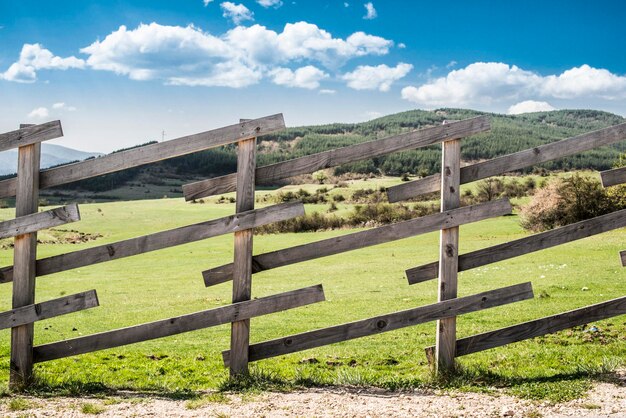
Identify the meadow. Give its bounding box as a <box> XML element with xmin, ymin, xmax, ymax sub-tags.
<box><xmin>0</xmin><ymin>175</ymin><xmax>624</xmax><ymax>402</ymax></box>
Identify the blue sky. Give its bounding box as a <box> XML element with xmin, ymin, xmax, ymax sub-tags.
<box><xmin>1</xmin><ymin>0</ymin><xmax>625</xmax><ymax>152</ymax></box>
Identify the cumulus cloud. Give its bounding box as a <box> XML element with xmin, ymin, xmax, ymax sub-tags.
<box><xmin>508</xmin><ymin>100</ymin><xmax>556</xmax><ymax>115</ymax></box>
<box><xmin>257</xmin><ymin>0</ymin><xmax>283</xmax><ymax>8</ymax></box>
<box><xmin>363</xmin><ymin>2</ymin><xmax>377</xmax><ymax>19</ymax></box>
<box><xmin>52</xmin><ymin>102</ymin><xmax>77</xmax><ymax>111</ymax></box>
<box><xmin>27</xmin><ymin>107</ymin><xmax>49</xmax><ymax>119</ymax></box>
<box><xmin>269</xmin><ymin>65</ymin><xmax>328</xmax><ymax>89</ymax></box>
<box><xmin>220</xmin><ymin>2</ymin><xmax>254</xmax><ymax>25</ymax></box>
<box><xmin>343</xmin><ymin>62</ymin><xmax>412</xmax><ymax>92</ymax></box>
<box><xmin>1</xmin><ymin>43</ymin><xmax>85</xmax><ymax>83</ymax></box>
<box><xmin>401</xmin><ymin>62</ymin><xmax>626</xmax><ymax>108</ymax></box>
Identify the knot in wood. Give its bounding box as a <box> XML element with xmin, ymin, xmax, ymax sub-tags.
<box><xmin>445</xmin><ymin>244</ymin><xmax>454</xmax><ymax>257</ymax></box>
<box><xmin>533</xmin><ymin>147</ymin><xmax>540</xmax><ymax>155</ymax></box>
<box><xmin>444</xmin><ymin>167</ymin><xmax>452</xmax><ymax>176</ymax></box>
<box><xmin>376</xmin><ymin>320</ymin><xmax>387</xmax><ymax>329</ymax></box>
<box><xmin>284</xmin><ymin>338</ymin><xmax>293</xmax><ymax>346</ymax></box>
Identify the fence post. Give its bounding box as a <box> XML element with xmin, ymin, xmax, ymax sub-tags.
<box><xmin>435</xmin><ymin>121</ymin><xmax>461</xmax><ymax>374</ymax></box>
<box><xmin>10</xmin><ymin>124</ymin><xmax>40</xmax><ymax>389</ymax></box>
<box><xmin>229</xmin><ymin>124</ymin><xmax>256</xmax><ymax>376</ymax></box>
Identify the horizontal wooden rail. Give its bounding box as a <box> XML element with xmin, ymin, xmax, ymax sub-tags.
<box><xmin>406</xmin><ymin>208</ymin><xmax>626</xmax><ymax>284</ymax></box>
<box><xmin>0</xmin><ymin>201</ymin><xmax>303</xmax><ymax>283</ymax></box>
<box><xmin>0</xmin><ymin>290</ymin><xmax>98</xmax><ymax>330</ymax></box>
<box><xmin>183</xmin><ymin>116</ymin><xmax>490</xmax><ymax>200</ymax></box>
<box><xmin>222</xmin><ymin>282</ymin><xmax>534</xmax><ymax>365</ymax></box>
<box><xmin>600</xmin><ymin>166</ymin><xmax>626</xmax><ymax>187</ymax></box>
<box><xmin>0</xmin><ymin>204</ymin><xmax>80</xmax><ymax>239</ymax></box>
<box><xmin>33</xmin><ymin>284</ymin><xmax>325</xmax><ymax>362</ymax></box>
<box><xmin>425</xmin><ymin>295</ymin><xmax>626</xmax><ymax>358</ymax></box>
<box><xmin>0</xmin><ymin>121</ymin><xmax>63</xmax><ymax>152</ymax></box>
<box><xmin>204</xmin><ymin>199</ymin><xmax>512</xmax><ymax>287</ymax></box>
<box><xmin>387</xmin><ymin>122</ymin><xmax>626</xmax><ymax>202</ymax></box>
<box><xmin>0</xmin><ymin>114</ymin><xmax>285</xmax><ymax>199</ymax></box>
<box><xmin>621</xmin><ymin>250</ymin><xmax>625</xmax><ymax>267</ymax></box>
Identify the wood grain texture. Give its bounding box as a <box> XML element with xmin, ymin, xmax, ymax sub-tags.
<box><xmin>387</xmin><ymin>122</ymin><xmax>626</xmax><ymax>202</ymax></box>
<box><xmin>600</xmin><ymin>166</ymin><xmax>626</xmax><ymax>187</ymax></box>
<box><xmin>0</xmin><ymin>114</ymin><xmax>284</xmax><ymax>199</ymax></box>
<box><xmin>0</xmin><ymin>121</ymin><xmax>63</xmax><ymax>152</ymax></box>
<box><xmin>0</xmin><ymin>202</ymin><xmax>304</xmax><ymax>283</ymax></box>
<box><xmin>621</xmin><ymin>250</ymin><xmax>625</xmax><ymax>267</ymax></box>
<box><xmin>425</xmin><ymin>295</ymin><xmax>626</xmax><ymax>358</ymax></box>
<box><xmin>0</xmin><ymin>203</ymin><xmax>80</xmax><ymax>239</ymax></box>
<box><xmin>436</xmin><ymin>137</ymin><xmax>461</xmax><ymax>372</ymax></box>
<box><xmin>0</xmin><ymin>290</ymin><xmax>98</xmax><ymax>330</ymax></box>
<box><xmin>222</xmin><ymin>282</ymin><xmax>534</xmax><ymax>365</ymax></box>
<box><xmin>204</xmin><ymin>199</ymin><xmax>512</xmax><ymax>287</ymax></box>
<box><xmin>182</xmin><ymin>116</ymin><xmax>490</xmax><ymax>200</ymax></box>
<box><xmin>33</xmin><ymin>285</ymin><xmax>325</xmax><ymax>363</ymax></box>
<box><xmin>406</xmin><ymin>208</ymin><xmax>626</xmax><ymax>284</ymax></box>
<box><xmin>230</xmin><ymin>136</ymin><xmax>257</xmax><ymax>376</ymax></box>
<box><xmin>10</xmin><ymin>141</ymin><xmax>41</xmax><ymax>389</ymax></box>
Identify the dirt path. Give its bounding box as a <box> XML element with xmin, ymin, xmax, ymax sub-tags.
<box><xmin>1</xmin><ymin>381</ymin><xmax>625</xmax><ymax>417</ymax></box>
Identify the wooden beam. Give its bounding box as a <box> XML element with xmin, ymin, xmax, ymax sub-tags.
<box><xmin>0</xmin><ymin>114</ymin><xmax>285</xmax><ymax>199</ymax></box>
<box><xmin>182</xmin><ymin>116</ymin><xmax>490</xmax><ymax>200</ymax></box>
<box><xmin>0</xmin><ymin>204</ymin><xmax>80</xmax><ymax>239</ymax></box>
<box><xmin>0</xmin><ymin>290</ymin><xmax>98</xmax><ymax>330</ymax></box>
<box><xmin>425</xmin><ymin>295</ymin><xmax>626</xmax><ymax>359</ymax></box>
<box><xmin>0</xmin><ymin>121</ymin><xmax>63</xmax><ymax>153</ymax></box>
<box><xmin>222</xmin><ymin>282</ymin><xmax>534</xmax><ymax>365</ymax></box>
<box><xmin>387</xmin><ymin>122</ymin><xmax>626</xmax><ymax>202</ymax></box>
<box><xmin>406</xmin><ymin>208</ymin><xmax>626</xmax><ymax>284</ymax></box>
<box><xmin>33</xmin><ymin>284</ymin><xmax>325</xmax><ymax>363</ymax></box>
<box><xmin>10</xmin><ymin>139</ymin><xmax>41</xmax><ymax>389</ymax></box>
<box><xmin>600</xmin><ymin>166</ymin><xmax>626</xmax><ymax>187</ymax></box>
<box><xmin>203</xmin><ymin>199</ymin><xmax>512</xmax><ymax>287</ymax></box>
<box><xmin>620</xmin><ymin>250</ymin><xmax>625</xmax><ymax>267</ymax></box>
<box><xmin>0</xmin><ymin>201</ymin><xmax>304</xmax><ymax>283</ymax></box>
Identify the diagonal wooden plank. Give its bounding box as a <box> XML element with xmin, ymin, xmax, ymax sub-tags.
<box><xmin>425</xmin><ymin>295</ymin><xmax>626</xmax><ymax>359</ymax></box>
<box><xmin>0</xmin><ymin>290</ymin><xmax>99</xmax><ymax>330</ymax></box>
<box><xmin>387</xmin><ymin>122</ymin><xmax>626</xmax><ymax>202</ymax></box>
<box><xmin>0</xmin><ymin>203</ymin><xmax>80</xmax><ymax>239</ymax></box>
<box><xmin>0</xmin><ymin>121</ymin><xmax>63</xmax><ymax>152</ymax></box>
<box><xmin>600</xmin><ymin>166</ymin><xmax>626</xmax><ymax>187</ymax></box>
<box><xmin>0</xmin><ymin>201</ymin><xmax>304</xmax><ymax>283</ymax></box>
<box><xmin>0</xmin><ymin>114</ymin><xmax>285</xmax><ymax>199</ymax></box>
<box><xmin>406</xmin><ymin>208</ymin><xmax>626</xmax><ymax>284</ymax></box>
<box><xmin>33</xmin><ymin>284</ymin><xmax>325</xmax><ymax>363</ymax></box>
<box><xmin>182</xmin><ymin>116</ymin><xmax>490</xmax><ymax>200</ymax></box>
<box><xmin>222</xmin><ymin>282</ymin><xmax>534</xmax><ymax>365</ymax></box>
<box><xmin>203</xmin><ymin>199</ymin><xmax>512</xmax><ymax>287</ymax></box>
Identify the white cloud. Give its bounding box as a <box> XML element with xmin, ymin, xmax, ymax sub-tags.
<box><xmin>446</xmin><ymin>60</ymin><xmax>457</xmax><ymax>69</ymax></box>
<box><xmin>401</xmin><ymin>62</ymin><xmax>626</xmax><ymax>108</ymax></box>
<box><xmin>397</xmin><ymin>42</ymin><xmax>406</xmax><ymax>49</ymax></box>
<box><xmin>257</xmin><ymin>0</ymin><xmax>283</xmax><ymax>8</ymax></box>
<box><xmin>220</xmin><ymin>2</ymin><xmax>254</xmax><ymax>25</ymax></box>
<box><xmin>269</xmin><ymin>65</ymin><xmax>328</xmax><ymax>89</ymax></box>
<box><xmin>343</xmin><ymin>62</ymin><xmax>412</xmax><ymax>92</ymax></box>
<box><xmin>363</xmin><ymin>2</ymin><xmax>377</xmax><ymax>19</ymax></box>
<box><xmin>1</xmin><ymin>43</ymin><xmax>85</xmax><ymax>83</ymax></box>
<box><xmin>27</xmin><ymin>107</ymin><xmax>49</xmax><ymax>119</ymax></box>
<box><xmin>203</xmin><ymin>0</ymin><xmax>214</xmax><ymax>5</ymax></box>
<box><xmin>52</xmin><ymin>102</ymin><xmax>77</xmax><ymax>111</ymax></box>
<box><xmin>344</xmin><ymin>2</ymin><xmax>349</xmax><ymax>7</ymax></box>
<box><xmin>507</xmin><ymin>100</ymin><xmax>556</xmax><ymax>115</ymax></box>
<box><xmin>319</xmin><ymin>89</ymin><xmax>336</xmax><ymax>94</ymax></box>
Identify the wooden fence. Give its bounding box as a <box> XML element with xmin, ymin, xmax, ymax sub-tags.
<box><xmin>0</xmin><ymin>113</ymin><xmax>624</xmax><ymax>389</ymax></box>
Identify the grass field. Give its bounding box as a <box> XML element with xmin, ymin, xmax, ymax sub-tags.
<box><xmin>0</xmin><ymin>175</ymin><xmax>624</xmax><ymax>402</ymax></box>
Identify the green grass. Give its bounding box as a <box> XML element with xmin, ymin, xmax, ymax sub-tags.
<box><xmin>80</xmin><ymin>402</ymin><xmax>106</xmax><ymax>414</ymax></box>
<box><xmin>0</xmin><ymin>177</ymin><xmax>624</xmax><ymax>402</ymax></box>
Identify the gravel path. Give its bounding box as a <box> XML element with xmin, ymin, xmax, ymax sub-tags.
<box><xmin>1</xmin><ymin>379</ymin><xmax>625</xmax><ymax>417</ymax></box>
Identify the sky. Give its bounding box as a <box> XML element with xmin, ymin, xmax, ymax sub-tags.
<box><xmin>1</xmin><ymin>0</ymin><xmax>626</xmax><ymax>153</ymax></box>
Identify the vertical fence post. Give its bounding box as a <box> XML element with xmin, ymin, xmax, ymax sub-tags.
<box><xmin>10</xmin><ymin>124</ymin><xmax>40</xmax><ymax>389</ymax></box>
<box><xmin>435</xmin><ymin>121</ymin><xmax>461</xmax><ymax>374</ymax></box>
<box><xmin>229</xmin><ymin>125</ymin><xmax>257</xmax><ymax>377</ymax></box>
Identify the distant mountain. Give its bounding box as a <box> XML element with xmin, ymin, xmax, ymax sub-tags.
<box><xmin>0</xmin><ymin>144</ymin><xmax>103</xmax><ymax>175</ymax></box>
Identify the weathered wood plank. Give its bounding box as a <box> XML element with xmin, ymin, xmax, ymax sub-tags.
<box><xmin>406</xmin><ymin>208</ymin><xmax>626</xmax><ymax>284</ymax></box>
<box><xmin>204</xmin><ymin>199</ymin><xmax>512</xmax><ymax>287</ymax></box>
<box><xmin>0</xmin><ymin>201</ymin><xmax>304</xmax><ymax>283</ymax></box>
<box><xmin>230</xmin><ymin>135</ymin><xmax>257</xmax><ymax>376</ymax></box>
<box><xmin>182</xmin><ymin>116</ymin><xmax>490</xmax><ymax>200</ymax></box>
<box><xmin>33</xmin><ymin>284</ymin><xmax>325</xmax><ymax>363</ymax></box>
<box><xmin>222</xmin><ymin>282</ymin><xmax>534</xmax><ymax>365</ymax></box>
<box><xmin>0</xmin><ymin>121</ymin><xmax>63</xmax><ymax>153</ymax></box>
<box><xmin>10</xmin><ymin>140</ymin><xmax>40</xmax><ymax>389</ymax></box>
<box><xmin>600</xmin><ymin>166</ymin><xmax>626</xmax><ymax>187</ymax></box>
<box><xmin>436</xmin><ymin>136</ymin><xmax>461</xmax><ymax>372</ymax></box>
<box><xmin>0</xmin><ymin>290</ymin><xmax>98</xmax><ymax>330</ymax></box>
<box><xmin>0</xmin><ymin>114</ymin><xmax>285</xmax><ymax>199</ymax></box>
<box><xmin>621</xmin><ymin>250</ymin><xmax>625</xmax><ymax>267</ymax></box>
<box><xmin>425</xmin><ymin>295</ymin><xmax>626</xmax><ymax>358</ymax></box>
<box><xmin>0</xmin><ymin>204</ymin><xmax>80</xmax><ymax>239</ymax></box>
<box><xmin>387</xmin><ymin>122</ymin><xmax>626</xmax><ymax>202</ymax></box>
